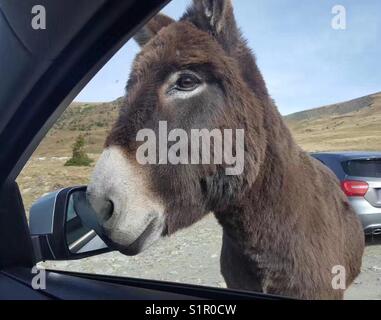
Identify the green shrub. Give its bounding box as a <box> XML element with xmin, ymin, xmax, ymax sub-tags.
<box><xmin>65</xmin><ymin>135</ymin><xmax>93</xmax><ymax>167</ymax></box>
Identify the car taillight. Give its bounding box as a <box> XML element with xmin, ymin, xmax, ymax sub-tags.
<box><xmin>341</xmin><ymin>180</ymin><xmax>369</xmax><ymax>197</ymax></box>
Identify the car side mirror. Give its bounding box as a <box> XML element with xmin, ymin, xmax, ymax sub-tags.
<box><xmin>29</xmin><ymin>186</ymin><xmax>112</xmax><ymax>262</ymax></box>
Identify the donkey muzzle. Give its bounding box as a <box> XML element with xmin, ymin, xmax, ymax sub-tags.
<box><xmin>86</xmin><ymin>146</ymin><xmax>166</xmax><ymax>255</ymax></box>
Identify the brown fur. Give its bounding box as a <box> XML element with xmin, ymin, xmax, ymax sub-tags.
<box><xmin>105</xmin><ymin>0</ymin><xmax>364</xmax><ymax>299</ymax></box>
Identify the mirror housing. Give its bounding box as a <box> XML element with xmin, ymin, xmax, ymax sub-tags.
<box><xmin>29</xmin><ymin>186</ymin><xmax>111</xmax><ymax>262</ymax></box>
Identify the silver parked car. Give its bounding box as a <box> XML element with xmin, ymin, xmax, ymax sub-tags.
<box><xmin>311</xmin><ymin>152</ymin><xmax>381</xmax><ymax>236</ymax></box>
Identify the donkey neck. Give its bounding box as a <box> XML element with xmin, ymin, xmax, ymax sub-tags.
<box><xmin>215</xmin><ymin>102</ymin><xmax>300</xmax><ymax>250</ymax></box>
<box><xmin>213</xmin><ymin>36</ymin><xmax>301</xmax><ymax>249</ymax></box>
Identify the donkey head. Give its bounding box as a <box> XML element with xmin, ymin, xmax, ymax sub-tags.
<box><xmin>87</xmin><ymin>0</ymin><xmax>267</xmax><ymax>255</ymax></box>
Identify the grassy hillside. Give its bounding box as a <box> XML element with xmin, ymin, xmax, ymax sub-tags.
<box><xmin>18</xmin><ymin>99</ymin><xmax>122</xmax><ymax>212</ymax></box>
<box><xmin>34</xmin><ymin>98</ymin><xmax>123</xmax><ymax>156</ymax></box>
<box><xmin>285</xmin><ymin>92</ymin><xmax>381</xmax><ymax>152</ymax></box>
<box><xmin>34</xmin><ymin>91</ymin><xmax>381</xmax><ymax>156</ymax></box>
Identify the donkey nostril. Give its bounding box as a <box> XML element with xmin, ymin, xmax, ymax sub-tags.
<box><xmin>97</xmin><ymin>199</ymin><xmax>114</xmax><ymax>223</ymax></box>
<box><xmin>200</xmin><ymin>178</ymin><xmax>208</xmax><ymax>194</ymax></box>
<box><xmin>104</xmin><ymin>200</ymin><xmax>114</xmax><ymax>222</ymax></box>
<box><xmin>88</xmin><ymin>194</ymin><xmax>115</xmax><ymax>224</ymax></box>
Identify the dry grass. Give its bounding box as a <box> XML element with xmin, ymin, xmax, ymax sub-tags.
<box><xmin>285</xmin><ymin>92</ymin><xmax>381</xmax><ymax>152</ymax></box>
<box><xmin>18</xmin><ymin>155</ymin><xmax>99</xmax><ymax>215</ymax></box>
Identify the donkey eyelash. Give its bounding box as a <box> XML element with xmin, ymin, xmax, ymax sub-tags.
<box><xmin>166</xmin><ymin>71</ymin><xmax>203</xmax><ymax>94</ymax></box>
<box><xmin>166</xmin><ymin>83</ymin><xmax>207</xmax><ymax>99</ymax></box>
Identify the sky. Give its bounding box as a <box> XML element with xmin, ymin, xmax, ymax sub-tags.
<box><xmin>74</xmin><ymin>0</ymin><xmax>381</xmax><ymax>115</ymax></box>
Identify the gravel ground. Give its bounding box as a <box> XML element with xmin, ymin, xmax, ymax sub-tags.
<box><xmin>42</xmin><ymin>216</ymin><xmax>225</xmax><ymax>288</ymax></box>
<box><xmin>41</xmin><ymin>215</ymin><xmax>381</xmax><ymax>300</ymax></box>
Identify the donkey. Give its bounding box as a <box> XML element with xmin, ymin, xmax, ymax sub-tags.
<box><xmin>87</xmin><ymin>0</ymin><xmax>364</xmax><ymax>299</ymax></box>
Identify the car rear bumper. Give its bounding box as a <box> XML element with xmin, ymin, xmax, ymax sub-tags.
<box><xmin>349</xmin><ymin>197</ymin><xmax>381</xmax><ymax>235</ymax></box>
<box><xmin>358</xmin><ymin>213</ymin><xmax>381</xmax><ymax>235</ymax></box>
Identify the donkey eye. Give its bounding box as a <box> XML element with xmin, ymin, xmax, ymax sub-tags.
<box><xmin>175</xmin><ymin>74</ymin><xmax>200</xmax><ymax>91</ymax></box>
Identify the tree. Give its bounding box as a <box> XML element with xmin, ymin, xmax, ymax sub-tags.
<box><xmin>65</xmin><ymin>135</ymin><xmax>93</xmax><ymax>167</ymax></box>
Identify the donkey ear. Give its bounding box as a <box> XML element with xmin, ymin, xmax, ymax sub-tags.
<box><xmin>134</xmin><ymin>13</ymin><xmax>175</xmax><ymax>47</ymax></box>
<box><xmin>183</xmin><ymin>0</ymin><xmax>239</xmax><ymax>51</ymax></box>
<box><xmin>193</xmin><ymin>0</ymin><xmax>234</xmax><ymax>33</ymax></box>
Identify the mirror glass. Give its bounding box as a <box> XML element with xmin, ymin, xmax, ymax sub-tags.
<box><xmin>66</xmin><ymin>191</ymin><xmax>108</xmax><ymax>254</ymax></box>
